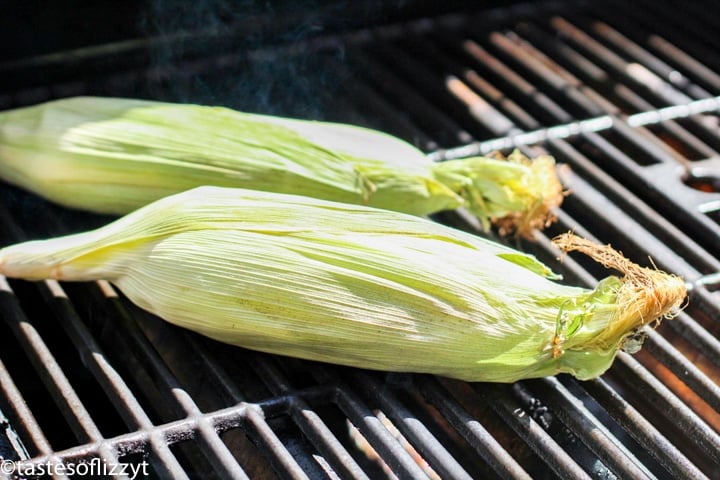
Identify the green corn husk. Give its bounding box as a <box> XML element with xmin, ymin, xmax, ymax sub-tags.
<box><xmin>0</xmin><ymin>187</ymin><xmax>685</xmax><ymax>382</ymax></box>
<box><xmin>0</xmin><ymin>96</ymin><xmax>563</xmax><ymax>236</ymax></box>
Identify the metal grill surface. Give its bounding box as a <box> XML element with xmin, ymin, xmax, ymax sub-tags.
<box><xmin>0</xmin><ymin>1</ymin><xmax>718</xmax><ymax>479</ymax></box>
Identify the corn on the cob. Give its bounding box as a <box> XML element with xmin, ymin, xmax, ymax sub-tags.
<box><xmin>0</xmin><ymin>187</ymin><xmax>685</xmax><ymax>382</ymax></box>
<box><xmin>0</xmin><ymin>96</ymin><xmax>563</xmax><ymax>236</ymax></box>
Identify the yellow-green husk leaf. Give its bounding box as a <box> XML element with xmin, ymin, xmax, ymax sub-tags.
<box><xmin>0</xmin><ymin>187</ymin><xmax>685</xmax><ymax>382</ymax></box>
<box><xmin>0</xmin><ymin>96</ymin><xmax>563</xmax><ymax>236</ymax></box>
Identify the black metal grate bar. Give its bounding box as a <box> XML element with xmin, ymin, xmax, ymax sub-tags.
<box><xmin>85</xmin><ymin>297</ymin><xmax>252</xmax><ymax>480</ymax></box>
<box><xmin>644</xmin><ymin>34</ymin><xmax>720</xmax><ymax>92</ymax></box>
<box><xmin>0</xmin><ymin>1</ymin><xmax>718</xmax><ymax>479</ymax></box>
<box><xmin>581</xmin><ymin>376</ymin><xmax>709</xmax><ymax>480</ymax></box>
<box><xmin>550</xmin><ymin>16</ymin><xmax>694</xmax><ymax>106</ymax></box>
<box><xmin>2</xmin><ymin>286</ymin><xmax>103</xmax><ymax>444</ymax></box>
<box><xmin>334</xmin><ymin>390</ymin><xmax>434</xmax><ymax>479</ymax></box>
<box><xmin>591</xmin><ymin>21</ymin><xmax>712</xmax><ymax>99</ymax></box>
<box><xmin>350</xmin><ymin>371</ymin><xmax>474</xmax><ymax>480</ymax></box>
<box><xmin>669</xmin><ymin>312</ymin><xmax>720</xmax><ymax>367</ymax></box>
<box><xmin>476</xmin><ymin>384</ymin><xmax>593</xmax><ymax>480</ymax></box>
<box><xmin>250</xmin><ymin>358</ymin><xmax>372</xmax><ymax>480</ymax></box>
<box><xmin>417</xmin><ymin>377</ymin><xmax>532</xmax><ymax>480</ymax></box>
<box><xmin>614</xmin><ymin>353</ymin><xmax>720</xmax><ymax>466</ymax></box>
<box><xmin>529</xmin><ymin>377</ymin><xmax>663</xmax><ymax>480</ymax></box>
<box><xmin>642</xmin><ymin>329</ymin><xmax>720</xmax><ymax>413</ymax></box>
<box><xmin>0</xmin><ymin>361</ymin><xmax>67</xmax><ymax>480</ymax></box>
<box><xmin>37</xmin><ymin>281</ymin><xmax>196</xmax><ymax>480</ymax></box>
<box><xmin>611</xmin><ymin>0</ymin><xmax>720</xmax><ymax>72</ymax></box>
<box><xmin>0</xmin><ymin>282</ymin><xmax>129</xmax><ymax>480</ymax></box>
<box><xmin>0</xmin><ymin>286</ymin><xmax>54</xmax><ymax>461</ymax></box>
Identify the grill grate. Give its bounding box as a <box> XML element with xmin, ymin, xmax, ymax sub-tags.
<box><xmin>0</xmin><ymin>1</ymin><xmax>719</xmax><ymax>479</ymax></box>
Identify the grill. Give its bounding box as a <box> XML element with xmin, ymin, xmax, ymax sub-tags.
<box><xmin>0</xmin><ymin>1</ymin><xmax>719</xmax><ymax>479</ymax></box>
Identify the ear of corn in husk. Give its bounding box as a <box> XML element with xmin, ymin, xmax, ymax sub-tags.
<box><xmin>0</xmin><ymin>186</ymin><xmax>685</xmax><ymax>382</ymax></box>
<box><xmin>0</xmin><ymin>96</ymin><xmax>563</xmax><ymax>237</ymax></box>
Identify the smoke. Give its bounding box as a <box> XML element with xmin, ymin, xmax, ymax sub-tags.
<box><xmin>139</xmin><ymin>0</ymin><xmax>349</xmax><ymax>119</ymax></box>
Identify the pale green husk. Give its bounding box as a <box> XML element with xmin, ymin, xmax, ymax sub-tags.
<box><xmin>0</xmin><ymin>187</ymin><xmax>685</xmax><ymax>382</ymax></box>
<box><xmin>0</xmin><ymin>96</ymin><xmax>563</xmax><ymax>236</ymax></box>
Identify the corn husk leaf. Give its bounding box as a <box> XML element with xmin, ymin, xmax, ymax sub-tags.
<box><xmin>0</xmin><ymin>96</ymin><xmax>563</xmax><ymax>237</ymax></box>
<box><xmin>0</xmin><ymin>187</ymin><xmax>685</xmax><ymax>382</ymax></box>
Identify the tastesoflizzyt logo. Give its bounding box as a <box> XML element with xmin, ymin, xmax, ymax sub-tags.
<box><xmin>0</xmin><ymin>457</ymin><xmax>149</xmax><ymax>479</ymax></box>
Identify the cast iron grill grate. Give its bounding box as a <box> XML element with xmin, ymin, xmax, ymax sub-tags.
<box><xmin>0</xmin><ymin>1</ymin><xmax>718</xmax><ymax>479</ymax></box>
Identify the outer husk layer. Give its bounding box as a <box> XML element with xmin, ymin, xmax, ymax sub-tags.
<box><xmin>0</xmin><ymin>188</ymin><xmax>685</xmax><ymax>382</ymax></box>
<box><xmin>0</xmin><ymin>96</ymin><xmax>562</xmax><ymax>236</ymax></box>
